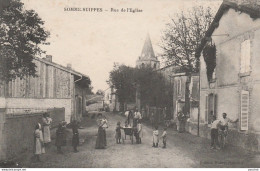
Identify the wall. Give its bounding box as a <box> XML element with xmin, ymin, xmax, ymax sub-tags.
<box><xmin>1</xmin><ymin>109</ymin><xmax>64</xmax><ymax>160</ymax></box>
<box><xmin>199</xmin><ymin>7</ymin><xmax>260</xmax><ymax>151</ymax></box>
<box><xmin>2</xmin><ymin>59</ymin><xmax>72</xmax><ymax>99</ymax></box>
<box><xmin>5</xmin><ymin>98</ymin><xmax>71</xmax><ymax>123</ymax></box>
<box><xmin>0</xmin><ymin>98</ymin><xmax>5</xmax><ymax>108</ymax></box>
<box><xmin>173</xmin><ymin>75</ymin><xmax>187</xmax><ymax>119</ymax></box>
<box><xmin>0</xmin><ymin>108</ymin><xmax>6</xmax><ymax>160</ymax></box>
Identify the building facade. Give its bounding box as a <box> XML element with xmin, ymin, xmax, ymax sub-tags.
<box><xmin>0</xmin><ymin>55</ymin><xmax>90</xmax><ymax>123</ymax></box>
<box><xmin>172</xmin><ymin>74</ymin><xmax>199</xmax><ymax>125</ymax></box>
<box><xmin>197</xmin><ymin>0</ymin><xmax>260</xmax><ymax>151</ymax></box>
<box><xmin>103</xmin><ymin>87</ymin><xmax>119</xmax><ymax>112</ymax></box>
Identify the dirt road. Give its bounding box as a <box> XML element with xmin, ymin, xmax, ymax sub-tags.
<box><xmin>21</xmin><ymin>112</ymin><xmax>260</xmax><ymax>168</ymax></box>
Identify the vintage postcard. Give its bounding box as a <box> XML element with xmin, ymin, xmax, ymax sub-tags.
<box><xmin>0</xmin><ymin>0</ymin><xmax>260</xmax><ymax>169</ymax></box>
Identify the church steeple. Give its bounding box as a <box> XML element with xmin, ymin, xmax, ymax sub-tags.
<box><xmin>140</xmin><ymin>33</ymin><xmax>156</xmax><ymax>60</ymax></box>
<box><xmin>136</xmin><ymin>33</ymin><xmax>160</xmax><ymax>69</ymax></box>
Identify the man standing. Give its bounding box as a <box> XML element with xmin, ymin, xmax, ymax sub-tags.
<box><xmin>219</xmin><ymin>113</ymin><xmax>239</xmax><ymax>130</ymax></box>
<box><xmin>133</xmin><ymin>108</ymin><xmax>142</xmax><ymax>127</ymax></box>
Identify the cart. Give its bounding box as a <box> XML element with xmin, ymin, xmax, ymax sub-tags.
<box><xmin>122</xmin><ymin>127</ymin><xmax>134</xmax><ymax>144</ymax></box>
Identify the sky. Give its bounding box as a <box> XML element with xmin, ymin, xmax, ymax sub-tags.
<box><xmin>22</xmin><ymin>0</ymin><xmax>222</xmax><ymax>92</ymax></box>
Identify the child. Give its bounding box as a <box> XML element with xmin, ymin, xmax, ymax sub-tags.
<box><xmin>136</xmin><ymin>120</ymin><xmax>142</xmax><ymax>144</ymax></box>
<box><xmin>33</xmin><ymin>123</ymin><xmax>45</xmax><ymax>162</ymax></box>
<box><xmin>211</xmin><ymin>116</ymin><xmax>220</xmax><ymax>149</ymax></box>
<box><xmin>161</xmin><ymin>127</ymin><xmax>167</xmax><ymax>148</ymax></box>
<box><xmin>115</xmin><ymin>122</ymin><xmax>122</xmax><ymax>144</ymax></box>
<box><xmin>71</xmin><ymin>120</ymin><xmax>79</xmax><ymax>153</ymax></box>
<box><xmin>152</xmin><ymin>125</ymin><xmax>159</xmax><ymax>148</ymax></box>
<box><xmin>55</xmin><ymin>122</ymin><xmax>67</xmax><ymax>154</ymax></box>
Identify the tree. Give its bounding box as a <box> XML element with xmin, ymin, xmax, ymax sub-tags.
<box><xmin>108</xmin><ymin>63</ymin><xmax>136</xmax><ymax>111</ymax></box>
<box><xmin>108</xmin><ymin>64</ymin><xmax>172</xmax><ymax>111</ymax></box>
<box><xmin>86</xmin><ymin>85</ymin><xmax>94</xmax><ymax>95</ymax></box>
<box><xmin>160</xmin><ymin>6</ymin><xmax>214</xmax><ymax>116</ymax></box>
<box><xmin>135</xmin><ymin>66</ymin><xmax>172</xmax><ymax>108</ymax></box>
<box><xmin>96</xmin><ymin>89</ymin><xmax>104</xmax><ymax>96</ymax></box>
<box><xmin>0</xmin><ymin>0</ymin><xmax>49</xmax><ymax>82</ymax></box>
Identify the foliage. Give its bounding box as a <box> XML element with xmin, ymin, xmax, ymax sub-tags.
<box><xmin>108</xmin><ymin>63</ymin><xmax>136</xmax><ymax>105</ymax></box>
<box><xmin>160</xmin><ymin>6</ymin><xmax>214</xmax><ymax>73</ymax></box>
<box><xmin>0</xmin><ymin>0</ymin><xmax>49</xmax><ymax>82</ymax></box>
<box><xmin>108</xmin><ymin>64</ymin><xmax>173</xmax><ymax>110</ymax></box>
<box><xmin>86</xmin><ymin>85</ymin><xmax>94</xmax><ymax>95</ymax></box>
<box><xmin>96</xmin><ymin>89</ymin><xmax>104</xmax><ymax>96</ymax></box>
<box><xmin>135</xmin><ymin>66</ymin><xmax>172</xmax><ymax>108</ymax></box>
<box><xmin>203</xmin><ymin>42</ymin><xmax>216</xmax><ymax>82</ymax></box>
<box><xmin>160</xmin><ymin>6</ymin><xmax>214</xmax><ymax>116</ymax></box>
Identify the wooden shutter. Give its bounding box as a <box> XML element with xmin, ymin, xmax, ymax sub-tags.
<box><xmin>214</xmin><ymin>94</ymin><xmax>218</xmax><ymax>117</ymax></box>
<box><xmin>240</xmin><ymin>90</ymin><xmax>249</xmax><ymax>131</ymax></box>
<box><xmin>240</xmin><ymin>39</ymin><xmax>251</xmax><ymax>73</ymax></box>
<box><xmin>205</xmin><ymin>95</ymin><xmax>208</xmax><ymax>124</ymax></box>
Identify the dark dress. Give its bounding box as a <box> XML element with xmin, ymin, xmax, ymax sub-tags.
<box><xmin>95</xmin><ymin>126</ymin><xmax>105</xmax><ymax>149</ymax></box>
<box><xmin>115</xmin><ymin>125</ymin><xmax>121</xmax><ymax>139</ymax></box>
<box><xmin>55</xmin><ymin>126</ymin><xmax>66</xmax><ymax>147</ymax></box>
<box><xmin>72</xmin><ymin>124</ymin><xmax>79</xmax><ymax>147</ymax></box>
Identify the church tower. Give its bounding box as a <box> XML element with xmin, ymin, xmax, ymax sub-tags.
<box><xmin>136</xmin><ymin>33</ymin><xmax>160</xmax><ymax>69</ymax></box>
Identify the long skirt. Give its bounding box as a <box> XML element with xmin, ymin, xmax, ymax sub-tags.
<box><xmin>43</xmin><ymin>126</ymin><xmax>51</xmax><ymax>143</ymax></box>
<box><xmin>95</xmin><ymin>127</ymin><xmax>105</xmax><ymax>149</ymax></box>
<box><xmin>104</xmin><ymin>129</ymin><xmax>107</xmax><ymax>146</ymax></box>
<box><xmin>72</xmin><ymin>134</ymin><xmax>79</xmax><ymax>147</ymax></box>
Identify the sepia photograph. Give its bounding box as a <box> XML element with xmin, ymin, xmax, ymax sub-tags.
<box><xmin>0</xmin><ymin>0</ymin><xmax>260</xmax><ymax>169</ymax></box>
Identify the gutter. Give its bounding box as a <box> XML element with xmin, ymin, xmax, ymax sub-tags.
<box><xmin>74</xmin><ymin>75</ymin><xmax>83</xmax><ymax>83</ymax></box>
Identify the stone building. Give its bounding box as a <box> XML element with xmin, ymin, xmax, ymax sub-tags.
<box><xmin>103</xmin><ymin>87</ymin><xmax>119</xmax><ymax>112</ymax></box>
<box><xmin>136</xmin><ymin>33</ymin><xmax>160</xmax><ymax>69</ymax></box>
<box><xmin>196</xmin><ymin>0</ymin><xmax>260</xmax><ymax>151</ymax></box>
<box><xmin>0</xmin><ymin>55</ymin><xmax>90</xmax><ymax>123</ymax></box>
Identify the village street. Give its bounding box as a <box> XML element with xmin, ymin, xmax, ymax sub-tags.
<box><xmin>17</xmin><ymin>112</ymin><xmax>260</xmax><ymax>168</ymax></box>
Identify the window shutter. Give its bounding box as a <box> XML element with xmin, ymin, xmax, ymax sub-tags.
<box><xmin>240</xmin><ymin>41</ymin><xmax>246</xmax><ymax>73</ymax></box>
<box><xmin>205</xmin><ymin>95</ymin><xmax>208</xmax><ymax>124</ymax></box>
<box><xmin>214</xmin><ymin>94</ymin><xmax>218</xmax><ymax>117</ymax></box>
<box><xmin>240</xmin><ymin>39</ymin><xmax>251</xmax><ymax>73</ymax></box>
<box><xmin>245</xmin><ymin>40</ymin><xmax>251</xmax><ymax>72</ymax></box>
<box><xmin>240</xmin><ymin>90</ymin><xmax>249</xmax><ymax>131</ymax></box>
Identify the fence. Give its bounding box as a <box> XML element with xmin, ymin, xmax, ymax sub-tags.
<box><xmin>142</xmin><ymin>107</ymin><xmax>173</xmax><ymax>126</ymax></box>
<box><xmin>1</xmin><ymin>107</ymin><xmax>65</xmax><ymax>160</ymax></box>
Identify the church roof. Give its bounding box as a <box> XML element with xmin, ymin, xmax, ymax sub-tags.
<box><xmin>140</xmin><ymin>33</ymin><xmax>157</xmax><ymax>60</ymax></box>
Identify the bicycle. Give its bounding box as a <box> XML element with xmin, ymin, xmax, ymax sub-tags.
<box><xmin>218</xmin><ymin>126</ymin><xmax>228</xmax><ymax>149</ymax></box>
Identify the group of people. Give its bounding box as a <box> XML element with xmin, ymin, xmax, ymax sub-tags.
<box><xmin>115</xmin><ymin>109</ymin><xmax>167</xmax><ymax>148</ymax></box>
<box><xmin>152</xmin><ymin>126</ymin><xmax>167</xmax><ymax>148</ymax></box>
<box><xmin>33</xmin><ymin>113</ymin><xmax>52</xmax><ymax>162</ymax></box>
<box><xmin>33</xmin><ymin>112</ymin><xmax>80</xmax><ymax>162</ymax></box>
<box><xmin>210</xmin><ymin>112</ymin><xmax>239</xmax><ymax>149</ymax></box>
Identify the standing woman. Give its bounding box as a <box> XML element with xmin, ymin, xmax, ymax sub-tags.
<box><xmin>95</xmin><ymin>114</ymin><xmax>106</xmax><ymax>149</ymax></box>
<box><xmin>33</xmin><ymin>123</ymin><xmax>45</xmax><ymax>162</ymax></box>
<box><xmin>71</xmin><ymin>120</ymin><xmax>80</xmax><ymax>153</ymax></box>
<box><xmin>55</xmin><ymin>122</ymin><xmax>67</xmax><ymax>154</ymax></box>
<box><xmin>42</xmin><ymin>112</ymin><xmax>52</xmax><ymax>146</ymax></box>
<box><xmin>102</xmin><ymin>116</ymin><xmax>108</xmax><ymax>146</ymax></box>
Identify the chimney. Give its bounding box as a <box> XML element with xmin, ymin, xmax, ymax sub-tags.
<box><xmin>67</xmin><ymin>63</ymin><xmax>72</xmax><ymax>69</ymax></box>
<box><xmin>46</xmin><ymin>55</ymin><xmax>52</xmax><ymax>62</ymax></box>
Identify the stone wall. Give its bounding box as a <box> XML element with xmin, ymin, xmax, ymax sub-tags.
<box><xmin>0</xmin><ymin>108</ymin><xmax>64</xmax><ymax>160</ymax></box>
<box><xmin>187</xmin><ymin>121</ymin><xmax>260</xmax><ymax>151</ymax></box>
<box><xmin>5</xmin><ymin>98</ymin><xmax>71</xmax><ymax>123</ymax></box>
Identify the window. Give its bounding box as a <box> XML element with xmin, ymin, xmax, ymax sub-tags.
<box><xmin>240</xmin><ymin>39</ymin><xmax>251</xmax><ymax>74</ymax></box>
<box><xmin>240</xmin><ymin>90</ymin><xmax>249</xmax><ymax>131</ymax></box>
<box><xmin>205</xmin><ymin>94</ymin><xmax>217</xmax><ymax>124</ymax></box>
